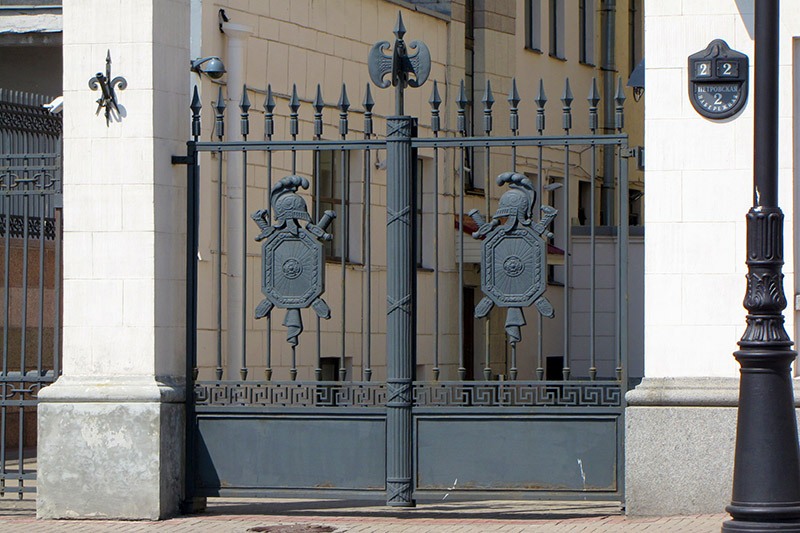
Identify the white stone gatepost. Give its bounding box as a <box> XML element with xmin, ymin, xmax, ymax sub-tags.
<box><xmin>36</xmin><ymin>0</ymin><xmax>191</xmax><ymax>520</ymax></box>
<box><xmin>626</xmin><ymin>0</ymin><xmax>800</xmax><ymax>517</ymax></box>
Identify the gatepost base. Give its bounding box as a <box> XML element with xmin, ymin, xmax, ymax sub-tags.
<box><xmin>36</xmin><ymin>377</ymin><xmax>185</xmax><ymax>520</ymax></box>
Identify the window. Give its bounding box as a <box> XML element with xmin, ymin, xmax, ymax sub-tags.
<box><xmin>464</xmin><ymin>0</ymin><xmax>477</xmax><ymax>189</ymax></box>
<box><xmin>318</xmin><ymin>150</ymin><xmax>353</xmax><ymax>261</ymax></box>
<box><xmin>414</xmin><ymin>157</ymin><xmax>435</xmax><ymax>268</ymax></box>
<box><xmin>579</xmin><ymin>0</ymin><xmax>595</xmax><ymax>65</ymax></box>
<box><xmin>629</xmin><ymin>0</ymin><xmax>643</xmax><ymax>75</ymax></box>
<box><xmin>549</xmin><ymin>0</ymin><xmax>565</xmax><ymax>60</ymax></box>
<box><xmin>526</xmin><ymin>0</ymin><xmax>542</xmax><ymax>52</ymax></box>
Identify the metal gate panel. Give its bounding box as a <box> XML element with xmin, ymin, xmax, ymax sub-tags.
<box><xmin>0</xmin><ymin>88</ymin><xmax>62</xmax><ymax>498</ymax></box>
<box><xmin>195</xmin><ymin>411</ymin><xmax>386</xmax><ymax>495</ymax></box>
<box><xmin>415</xmin><ymin>412</ymin><xmax>619</xmax><ymax>493</ymax></box>
<box><xmin>182</xmin><ymin>15</ymin><xmax>634</xmax><ymax>507</ymax></box>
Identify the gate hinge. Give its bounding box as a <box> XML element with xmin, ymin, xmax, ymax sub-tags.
<box><xmin>171</xmin><ymin>155</ymin><xmax>190</xmax><ymax>165</ymax></box>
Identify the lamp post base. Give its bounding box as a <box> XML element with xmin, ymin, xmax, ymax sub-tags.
<box><xmin>722</xmin><ymin>519</ymin><xmax>800</xmax><ymax>532</ymax></box>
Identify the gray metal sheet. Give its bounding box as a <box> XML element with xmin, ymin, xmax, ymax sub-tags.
<box><xmin>415</xmin><ymin>415</ymin><xmax>618</xmax><ymax>492</ymax></box>
<box><xmin>196</xmin><ymin>415</ymin><xmax>386</xmax><ymax>491</ymax></box>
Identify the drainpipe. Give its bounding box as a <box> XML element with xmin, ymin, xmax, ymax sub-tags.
<box><xmin>222</xmin><ymin>20</ymin><xmax>252</xmax><ymax>380</ymax></box>
<box><xmin>600</xmin><ymin>0</ymin><xmax>616</xmax><ymax>225</ymax></box>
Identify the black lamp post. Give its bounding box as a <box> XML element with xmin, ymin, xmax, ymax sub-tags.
<box><xmin>723</xmin><ymin>0</ymin><xmax>800</xmax><ymax>530</ymax></box>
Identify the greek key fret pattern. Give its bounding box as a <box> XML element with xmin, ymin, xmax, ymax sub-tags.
<box><xmin>195</xmin><ymin>381</ymin><xmax>387</xmax><ymax>407</ymax></box>
<box><xmin>195</xmin><ymin>381</ymin><xmax>622</xmax><ymax>408</ymax></box>
<box><xmin>413</xmin><ymin>381</ymin><xmax>622</xmax><ymax>408</ymax></box>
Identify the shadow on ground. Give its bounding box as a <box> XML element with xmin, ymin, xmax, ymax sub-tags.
<box><xmin>201</xmin><ymin>498</ymin><xmax>624</xmax><ymax>521</ymax></box>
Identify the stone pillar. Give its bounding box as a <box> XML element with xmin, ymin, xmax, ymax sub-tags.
<box><xmin>37</xmin><ymin>0</ymin><xmax>190</xmax><ymax>520</ymax></box>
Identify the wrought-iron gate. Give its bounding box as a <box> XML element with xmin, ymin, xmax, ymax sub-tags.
<box><xmin>184</xmin><ymin>18</ymin><xmax>633</xmax><ymax>506</ymax></box>
<box><xmin>0</xmin><ymin>89</ymin><xmax>62</xmax><ymax>498</ymax></box>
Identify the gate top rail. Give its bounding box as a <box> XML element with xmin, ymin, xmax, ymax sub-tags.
<box><xmin>192</xmin><ymin>134</ymin><xmax>627</xmax><ymax>153</ymax></box>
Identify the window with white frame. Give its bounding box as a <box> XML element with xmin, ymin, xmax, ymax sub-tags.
<box><xmin>315</xmin><ymin>150</ymin><xmax>363</xmax><ymax>263</ymax></box>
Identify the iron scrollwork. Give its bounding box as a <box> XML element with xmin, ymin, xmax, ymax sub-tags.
<box><xmin>252</xmin><ymin>175</ymin><xmax>336</xmax><ymax>347</ymax></box>
<box><xmin>88</xmin><ymin>50</ymin><xmax>127</xmax><ymax>126</ymax></box>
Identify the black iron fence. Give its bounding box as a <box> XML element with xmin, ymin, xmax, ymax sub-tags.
<box><xmin>0</xmin><ymin>89</ymin><xmax>62</xmax><ymax>499</ymax></box>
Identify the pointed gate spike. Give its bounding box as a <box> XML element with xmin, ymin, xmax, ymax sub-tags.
<box><xmin>239</xmin><ymin>85</ymin><xmax>251</xmax><ymax>113</ymax></box>
<box><xmin>588</xmin><ymin>77</ymin><xmax>600</xmax><ymax>108</ymax></box>
<box><xmin>394</xmin><ymin>12</ymin><xmax>406</xmax><ymax>40</ymax></box>
<box><xmin>313</xmin><ymin>84</ymin><xmax>324</xmax><ymax>113</ymax></box>
<box><xmin>214</xmin><ymin>85</ymin><xmax>226</xmax><ymax>114</ymax></box>
<box><xmin>263</xmin><ymin>84</ymin><xmax>276</xmax><ymax>113</ymax></box>
<box><xmin>190</xmin><ymin>85</ymin><xmax>202</xmax><ymax>114</ymax></box>
<box><xmin>289</xmin><ymin>84</ymin><xmax>300</xmax><ymax>112</ymax></box>
<box><xmin>534</xmin><ymin>79</ymin><xmax>547</xmax><ymax>109</ymax></box>
<box><xmin>240</xmin><ymin>85</ymin><xmax>251</xmax><ymax>137</ymax></box>
<box><xmin>508</xmin><ymin>78</ymin><xmax>520</xmax><ymax>108</ymax></box>
<box><xmin>615</xmin><ymin>76</ymin><xmax>627</xmax><ymax>106</ymax></box>
<box><xmin>190</xmin><ymin>85</ymin><xmax>202</xmax><ymax>139</ymax></box>
<box><xmin>363</xmin><ymin>83</ymin><xmax>374</xmax><ymax>137</ymax></box>
<box><xmin>456</xmin><ymin>79</ymin><xmax>468</xmax><ymax>108</ymax></box>
<box><xmin>456</xmin><ymin>79</ymin><xmax>468</xmax><ymax>134</ymax></box>
<box><xmin>363</xmin><ymin>83</ymin><xmax>375</xmax><ymax>111</ymax></box>
<box><xmin>429</xmin><ymin>80</ymin><xmax>442</xmax><ymax>110</ymax></box>
<box><xmin>561</xmin><ymin>78</ymin><xmax>574</xmax><ymax>107</ymax></box>
<box><xmin>338</xmin><ymin>83</ymin><xmax>350</xmax><ymax>112</ymax></box>
<box><xmin>482</xmin><ymin>79</ymin><xmax>495</xmax><ymax>108</ymax></box>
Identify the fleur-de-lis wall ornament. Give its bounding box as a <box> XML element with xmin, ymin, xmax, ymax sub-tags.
<box><xmin>88</xmin><ymin>50</ymin><xmax>127</xmax><ymax>126</ymax></box>
<box><xmin>252</xmin><ymin>175</ymin><xmax>336</xmax><ymax>348</ymax></box>
<box><xmin>469</xmin><ymin>172</ymin><xmax>558</xmax><ymax>346</ymax></box>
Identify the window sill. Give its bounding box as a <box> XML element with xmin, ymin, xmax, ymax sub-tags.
<box><xmin>549</xmin><ymin>53</ymin><xmax>567</xmax><ymax>62</ymax></box>
<box><xmin>525</xmin><ymin>46</ymin><xmax>543</xmax><ymax>54</ymax></box>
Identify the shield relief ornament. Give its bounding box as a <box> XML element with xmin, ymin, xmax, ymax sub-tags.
<box><xmin>252</xmin><ymin>175</ymin><xmax>336</xmax><ymax>347</ymax></box>
<box><xmin>469</xmin><ymin>172</ymin><xmax>557</xmax><ymax>345</ymax></box>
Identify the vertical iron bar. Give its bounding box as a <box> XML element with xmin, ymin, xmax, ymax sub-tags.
<box><xmin>364</xmin><ymin>84</ymin><xmax>374</xmax><ymax>382</ymax></box>
<box><xmin>3</xmin><ymin>192</ymin><xmax>9</xmax><ymax>379</ymax></box>
<box><xmin>588</xmin><ymin>78</ymin><xmax>600</xmax><ymax>381</ymax></box>
<box><xmin>52</xmin><ymin>207</ymin><xmax>61</xmax><ymax>378</ymax></box>
<box><xmin>37</xmin><ymin>190</ymin><xmax>44</xmax><ymax>376</ymax></box>
<box><xmin>509</xmin><ymin>80</ymin><xmax>520</xmax><ymax>380</ymax></box>
<box><xmin>385</xmin><ymin>114</ymin><xmax>415</xmax><ymax>507</ymax></box>
<box><xmin>615</xmin><ymin>78</ymin><xmax>626</xmax><ymax>382</ymax></box>
<box><xmin>20</xmin><ymin>183</ymin><xmax>29</xmax><ymax>379</ymax></box>
<box><xmin>314</xmin><ymin>146</ymin><xmax>322</xmax><ymax>381</ymax></box>
<box><xmin>313</xmin><ymin>85</ymin><xmax>324</xmax><ymax>381</ymax></box>
<box><xmin>264</xmin><ymin>86</ymin><xmax>275</xmax><ymax>381</ymax></box>
<box><xmin>214</xmin><ymin>88</ymin><xmax>225</xmax><ymax>381</ymax></box>
<box><xmin>1</xmin><ymin>188</ymin><xmax>7</xmax><ymax>496</ymax></box>
<box><xmin>535</xmin><ymin>79</ymin><xmax>546</xmax><ymax>381</ymax></box>
<box><xmin>289</xmin><ymin>85</ymin><xmax>300</xmax><ymax>381</ymax></box>
<box><xmin>457</xmin><ymin>81</ymin><xmax>468</xmax><ymax>381</ymax></box>
<box><xmin>240</xmin><ymin>88</ymin><xmax>250</xmax><ymax>381</ymax></box>
<box><xmin>339</xmin><ymin>85</ymin><xmax>350</xmax><ymax>381</ymax></box>
<box><xmin>618</xmin><ymin>142</ymin><xmax>629</xmax><ymax>382</ymax></box>
<box><xmin>430</xmin><ymin>81</ymin><xmax>441</xmax><ymax>381</ymax></box>
<box><xmin>561</xmin><ymin>79</ymin><xmax>573</xmax><ymax>381</ymax></box>
<box><xmin>184</xmin><ymin>138</ymin><xmax>200</xmax><ymax>505</ymax></box>
<box><xmin>482</xmin><ymin>80</ymin><xmax>493</xmax><ymax>381</ymax></box>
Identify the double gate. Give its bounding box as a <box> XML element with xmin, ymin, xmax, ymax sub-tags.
<box><xmin>184</xmin><ymin>19</ymin><xmax>633</xmax><ymax>506</ymax></box>
<box><xmin>0</xmin><ymin>89</ymin><xmax>62</xmax><ymax>499</ymax></box>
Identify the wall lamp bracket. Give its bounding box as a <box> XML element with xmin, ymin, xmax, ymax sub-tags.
<box><xmin>191</xmin><ymin>56</ymin><xmax>226</xmax><ymax>79</ymax></box>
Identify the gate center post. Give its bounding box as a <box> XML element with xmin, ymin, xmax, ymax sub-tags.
<box><xmin>385</xmin><ymin>114</ymin><xmax>416</xmax><ymax>507</ymax></box>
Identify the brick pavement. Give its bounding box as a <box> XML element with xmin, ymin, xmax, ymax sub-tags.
<box><xmin>0</xmin><ymin>497</ymin><xmax>728</xmax><ymax>532</ymax></box>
